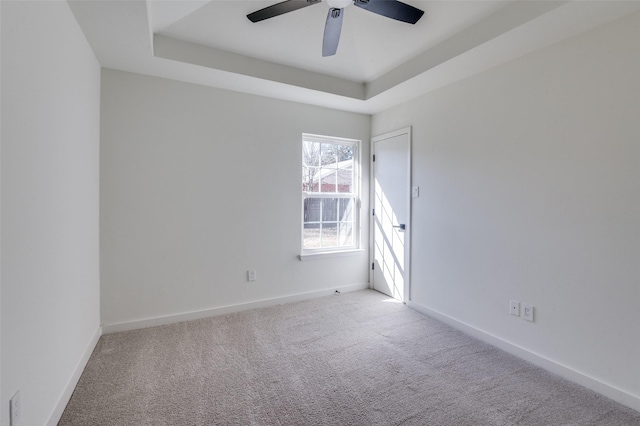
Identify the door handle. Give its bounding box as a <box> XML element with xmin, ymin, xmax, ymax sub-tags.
<box><xmin>393</xmin><ymin>224</ymin><xmax>406</xmax><ymax>231</ymax></box>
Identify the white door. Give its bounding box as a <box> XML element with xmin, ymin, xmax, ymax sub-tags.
<box><xmin>371</xmin><ymin>128</ymin><xmax>411</xmax><ymax>302</ymax></box>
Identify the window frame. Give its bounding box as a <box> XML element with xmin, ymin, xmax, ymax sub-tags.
<box><xmin>301</xmin><ymin>133</ymin><xmax>361</xmax><ymax>256</ymax></box>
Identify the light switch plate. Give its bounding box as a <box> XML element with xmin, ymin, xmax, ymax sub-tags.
<box><xmin>522</xmin><ymin>304</ymin><xmax>534</xmax><ymax>322</ymax></box>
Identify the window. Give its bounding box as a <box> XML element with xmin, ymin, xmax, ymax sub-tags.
<box><xmin>302</xmin><ymin>134</ymin><xmax>359</xmax><ymax>253</ymax></box>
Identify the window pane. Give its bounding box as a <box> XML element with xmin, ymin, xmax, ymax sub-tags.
<box><xmin>320</xmin><ymin>167</ymin><xmax>337</xmax><ymax>193</ymax></box>
<box><xmin>302</xmin><ymin>166</ymin><xmax>319</xmax><ymax>192</ymax></box>
<box><xmin>337</xmin><ymin>144</ymin><xmax>353</xmax><ymax>162</ymax></box>
<box><xmin>337</xmin><ymin>165</ymin><xmax>353</xmax><ymax>193</ymax></box>
<box><xmin>304</xmin><ymin>198</ymin><xmax>321</xmax><ymax>222</ymax></box>
<box><xmin>339</xmin><ymin>198</ymin><xmax>353</xmax><ymax>222</ymax></box>
<box><xmin>322</xmin><ymin>198</ymin><xmax>338</xmax><ymax>221</ymax></box>
<box><xmin>339</xmin><ymin>222</ymin><xmax>354</xmax><ymax>246</ymax></box>
<box><xmin>303</xmin><ymin>223</ymin><xmax>321</xmax><ymax>248</ymax></box>
<box><xmin>321</xmin><ymin>223</ymin><xmax>338</xmax><ymax>247</ymax></box>
<box><xmin>303</xmin><ymin>141</ymin><xmax>320</xmax><ymax>167</ymax></box>
<box><xmin>321</xmin><ymin>143</ymin><xmax>337</xmax><ymax>166</ymax></box>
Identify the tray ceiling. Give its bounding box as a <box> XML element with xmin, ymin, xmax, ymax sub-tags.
<box><xmin>68</xmin><ymin>0</ymin><xmax>639</xmax><ymax>114</ymax></box>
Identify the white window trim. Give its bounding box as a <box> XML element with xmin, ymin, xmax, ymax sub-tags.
<box><xmin>300</xmin><ymin>133</ymin><xmax>361</xmax><ymax>256</ymax></box>
<box><xmin>298</xmin><ymin>248</ymin><xmax>366</xmax><ymax>261</ymax></box>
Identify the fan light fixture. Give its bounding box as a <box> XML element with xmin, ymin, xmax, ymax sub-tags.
<box><xmin>247</xmin><ymin>0</ymin><xmax>424</xmax><ymax>57</ymax></box>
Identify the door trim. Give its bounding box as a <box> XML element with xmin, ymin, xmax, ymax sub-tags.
<box><xmin>369</xmin><ymin>127</ymin><xmax>412</xmax><ymax>302</ymax></box>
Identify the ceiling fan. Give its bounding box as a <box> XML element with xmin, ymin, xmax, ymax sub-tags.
<box><xmin>247</xmin><ymin>0</ymin><xmax>425</xmax><ymax>57</ymax></box>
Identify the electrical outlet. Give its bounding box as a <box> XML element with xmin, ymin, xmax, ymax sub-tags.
<box><xmin>247</xmin><ymin>269</ymin><xmax>257</xmax><ymax>282</ymax></box>
<box><xmin>10</xmin><ymin>390</ymin><xmax>21</xmax><ymax>426</ymax></box>
<box><xmin>522</xmin><ymin>304</ymin><xmax>534</xmax><ymax>322</ymax></box>
<box><xmin>510</xmin><ymin>300</ymin><xmax>520</xmax><ymax>316</ymax></box>
<box><xmin>412</xmin><ymin>186</ymin><xmax>419</xmax><ymax>198</ymax></box>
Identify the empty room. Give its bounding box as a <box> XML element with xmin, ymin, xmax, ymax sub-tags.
<box><xmin>1</xmin><ymin>0</ymin><xmax>639</xmax><ymax>424</ymax></box>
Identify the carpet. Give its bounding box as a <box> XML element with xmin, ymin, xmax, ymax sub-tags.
<box><xmin>59</xmin><ymin>290</ymin><xmax>640</xmax><ymax>425</ymax></box>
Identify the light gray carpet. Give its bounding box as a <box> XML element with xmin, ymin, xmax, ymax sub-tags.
<box><xmin>60</xmin><ymin>290</ymin><xmax>640</xmax><ymax>425</ymax></box>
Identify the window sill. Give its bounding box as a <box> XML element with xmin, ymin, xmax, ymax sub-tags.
<box><xmin>298</xmin><ymin>249</ymin><xmax>366</xmax><ymax>261</ymax></box>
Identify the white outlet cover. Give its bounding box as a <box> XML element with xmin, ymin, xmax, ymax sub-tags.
<box><xmin>522</xmin><ymin>303</ymin><xmax>534</xmax><ymax>322</ymax></box>
<box><xmin>412</xmin><ymin>186</ymin><xmax>419</xmax><ymax>198</ymax></box>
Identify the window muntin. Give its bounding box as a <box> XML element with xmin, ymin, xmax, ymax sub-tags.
<box><xmin>302</xmin><ymin>134</ymin><xmax>359</xmax><ymax>252</ymax></box>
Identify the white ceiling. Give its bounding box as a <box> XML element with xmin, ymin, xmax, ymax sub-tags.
<box><xmin>69</xmin><ymin>0</ymin><xmax>639</xmax><ymax>114</ymax></box>
<box><xmin>150</xmin><ymin>0</ymin><xmax>507</xmax><ymax>83</ymax></box>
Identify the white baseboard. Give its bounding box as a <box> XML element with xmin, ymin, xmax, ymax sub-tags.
<box><xmin>407</xmin><ymin>300</ymin><xmax>640</xmax><ymax>413</ymax></box>
<box><xmin>102</xmin><ymin>283</ymin><xmax>369</xmax><ymax>334</ymax></box>
<box><xmin>47</xmin><ymin>326</ymin><xmax>103</xmax><ymax>426</ymax></box>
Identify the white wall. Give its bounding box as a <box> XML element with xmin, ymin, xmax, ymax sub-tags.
<box><xmin>0</xmin><ymin>2</ymin><xmax>3</xmax><ymax>423</ymax></box>
<box><xmin>100</xmin><ymin>69</ymin><xmax>371</xmax><ymax>328</ymax></box>
<box><xmin>1</xmin><ymin>2</ymin><xmax>101</xmax><ymax>425</ymax></box>
<box><xmin>372</xmin><ymin>13</ymin><xmax>640</xmax><ymax>408</ymax></box>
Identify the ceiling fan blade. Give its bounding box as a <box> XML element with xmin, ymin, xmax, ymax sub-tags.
<box><xmin>354</xmin><ymin>0</ymin><xmax>424</xmax><ymax>24</ymax></box>
<box><xmin>322</xmin><ymin>8</ymin><xmax>344</xmax><ymax>57</ymax></box>
<box><xmin>247</xmin><ymin>0</ymin><xmax>321</xmax><ymax>23</ymax></box>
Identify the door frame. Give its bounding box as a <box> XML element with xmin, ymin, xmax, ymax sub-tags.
<box><xmin>369</xmin><ymin>127</ymin><xmax>412</xmax><ymax>303</ymax></box>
